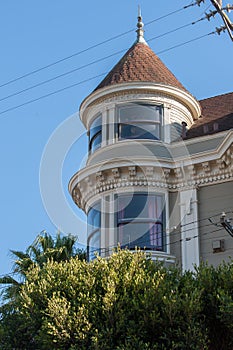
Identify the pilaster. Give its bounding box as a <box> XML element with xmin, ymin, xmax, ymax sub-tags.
<box><xmin>180</xmin><ymin>188</ymin><xmax>200</xmax><ymax>271</ymax></box>
<box><xmin>106</xmin><ymin>104</ymin><xmax>115</xmax><ymax>145</ymax></box>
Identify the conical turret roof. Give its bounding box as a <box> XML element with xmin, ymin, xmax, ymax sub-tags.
<box><xmin>94</xmin><ymin>41</ymin><xmax>188</xmax><ymax>93</ymax></box>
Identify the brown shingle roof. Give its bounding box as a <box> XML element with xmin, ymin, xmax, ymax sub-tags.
<box><xmin>186</xmin><ymin>92</ymin><xmax>233</xmax><ymax>139</ymax></box>
<box><xmin>94</xmin><ymin>42</ymin><xmax>187</xmax><ymax>92</ymax></box>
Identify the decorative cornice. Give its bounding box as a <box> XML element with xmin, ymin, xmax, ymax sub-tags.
<box><xmin>80</xmin><ymin>83</ymin><xmax>201</xmax><ymax>128</ymax></box>
<box><xmin>70</xmin><ymin>144</ymin><xmax>233</xmax><ymax>211</ymax></box>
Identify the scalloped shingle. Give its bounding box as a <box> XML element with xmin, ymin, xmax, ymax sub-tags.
<box><xmin>94</xmin><ymin>42</ymin><xmax>187</xmax><ymax>92</ymax></box>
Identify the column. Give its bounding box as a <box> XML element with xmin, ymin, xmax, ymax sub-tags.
<box><xmin>107</xmin><ymin>104</ymin><xmax>116</xmax><ymax>145</ymax></box>
<box><xmin>108</xmin><ymin>192</ymin><xmax>116</xmax><ymax>256</ymax></box>
<box><xmin>163</xmin><ymin>104</ymin><xmax>171</xmax><ymax>143</ymax></box>
<box><xmin>101</xmin><ymin>108</ymin><xmax>108</xmax><ymax>147</ymax></box>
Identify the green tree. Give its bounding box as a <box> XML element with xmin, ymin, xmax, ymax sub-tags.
<box><xmin>2</xmin><ymin>248</ymin><xmax>233</xmax><ymax>349</ymax></box>
<box><xmin>196</xmin><ymin>262</ymin><xmax>233</xmax><ymax>350</ymax></box>
<box><xmin>0</xmin><ymin>231</ymin><xmax>86</xmax><ymax>349</ymax></box>
<box><xmin>0</xmin><ymin>231</ymin><xmax>85</xmax><ymax>304</ymax></box>
<box><xmin>16</xmin><ymin>250</ymin><xmax>207</xmax><ymax>349</ymax></box>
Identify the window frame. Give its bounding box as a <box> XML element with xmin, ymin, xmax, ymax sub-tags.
<box><xmin>117</xmin><ymin>103</ymin><xmax>163</xmax><ymax>141</ymax></box>
<box><xmin>87</xmin><ymin>202</ymin><xmax>101</xmax><ymax>260</ymax></box>
<box><xmin>116</xmin><ymin>193</ymin><xmax>165</xmax><ymax>251</ymax></box>
<box><xmin>89</xmin><ymin>114</ymin><xmax>102</xmax><ymax>154</ymax></box>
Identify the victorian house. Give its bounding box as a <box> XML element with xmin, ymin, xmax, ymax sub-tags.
<box><xmin>69</xmin><ymin>14</ymin><xmax>233</xmax><ymax>270</ymax></box>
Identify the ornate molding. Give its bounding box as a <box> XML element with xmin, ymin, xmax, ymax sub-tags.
<box><xmin>71</xmin><ymin>146</ymin><xmax>233</xmax><ymax>210</ymax></box>
<box><xmin>86</xmin><ymin>91</ymin><xmax>194</xmax><ymax>123</ymax></box>
<box><xmin>80</xmin><ymin>82</ymin><xmax>201</xmax><ymax>125</ymax></box>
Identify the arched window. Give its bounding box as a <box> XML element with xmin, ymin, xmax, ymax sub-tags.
<box><xmin>117</xmin><ymin>103</ymin><xmax>163</xmax><ymax>141</ymax></box>
<box><xmin>87</xmin><ymin>202</ymin><xmax>101</xmax><ymax>260</ymax></box>
<box><xmin>89</xmin><ymin>115</ymin><xmax>102</xmax><ymax>153</ymax></box>
<box><xmin>117</xmin><ymin>193</ymin><xmax>165</xmax><ymax>251</ymax></box>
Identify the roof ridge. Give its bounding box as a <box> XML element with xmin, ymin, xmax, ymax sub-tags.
<box><xmin>199</xmin><ymin>91</ymin><xmax>233</xmax><ymax>102</ymax></box>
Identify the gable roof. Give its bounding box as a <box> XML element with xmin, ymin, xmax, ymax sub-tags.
<box><xmin>94</xmin><ymin>42</ymin><xmax>188</xmax><ymax>93</ymax></box>
<box><xmin>186</xmin><ymin>92</ymin><xmax>233</xmax><ymax>139</ymax></box>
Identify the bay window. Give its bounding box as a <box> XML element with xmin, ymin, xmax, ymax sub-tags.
<box><xmin>117</xmin><ymin>193</ymin><xmax>165</xmax><ymax>251</ymax></box>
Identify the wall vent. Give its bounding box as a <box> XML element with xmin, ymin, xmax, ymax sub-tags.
<box><xmin>212</xmin><ymin>239</ymin><xmax>225</xmax><ymax>253</ymax></box>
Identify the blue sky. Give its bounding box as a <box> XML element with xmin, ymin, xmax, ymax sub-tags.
<box><xmin>0</xmin><ymin>0</ymin><xmax>232</xmax><ymax>276</ymax></box>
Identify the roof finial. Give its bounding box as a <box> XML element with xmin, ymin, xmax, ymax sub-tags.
<box><xmin>136</xmin><ymin>6</ymin><xmax>148</xmax><ymax>45</ymax></box>
<box><xmin>138</xmin><ymin>4</ymin><xmax>141</xmax><ymax>18</ymax></box>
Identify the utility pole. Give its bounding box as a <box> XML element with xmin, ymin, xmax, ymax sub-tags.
<box><xmin>210</xmin><ymin>0</ymin><xmax>233</xmax><ymax>40</ymax></box>
<box><xmin>220</xmin><ymin>212</ymin><xmax>233</xmax><ymax>237</ymax></box>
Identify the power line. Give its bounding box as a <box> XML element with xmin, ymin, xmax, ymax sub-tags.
<box><xmin>0</xmin><ymin>72</ymin><xmax>108</xmax><ymax>116</ymax></box>
<box><xmin>0</xmin><ymin>50</ymin><xmax>126</xmax><ymax>103</ymax></box>
<box><xmin>88</xmin><ymin>215</ymin><xmax>229</xmax><ymax>255</ymax></box>
<box><xmin>0</xmin><ymin>16</ymin><xmax>207</xmax><ymax>104</ymax></box>
<box><xmin>0</xmin><ymin>30</ymin><xmax>216</xmax><ymax>116</ymax></box>
<box><xmin>86</xmin><ymin>210</ymin><xmax>232</xmax><ymax>256</ymax></box>
<box><xmin>143</xmin><ymin>3</ymin><xmax>196</xmax><ymax>26</ymax></box>
<box><xmin>147</xmin><ymin>16</ymin><xmax>206</xmax><ymax>43</ymax></box>
<box><xmin>0</xmin><ymin>2</ymin><xmax>198</xmax><ymax>90</ymax></box>
<box><xmin>0</xmin><ymin>216</ymin><xmax>229</xmax><ymax>279</ymax></box>
<box><xmin>0</xmin><ymin>226</ymin><xmax>228</xmax><ymax>289</ymax></box>
<box><xmin>180</xmin><ymin>210</ymin><xmax>232</xmax><ymax>229</ymax></box>
<box><xmin>88</xmin><ymin>224</ymin><xmax>224</xmax><ymax>256</ymax></box>
<box><xmin>88</xmin><ymin>209</ymin><xmax>233</xmax><ymax>255</ymax></box>
<box><xmin>157</xmin><ymin>31</ymin><xmax>215</xmax><ymax>55</ymax></box>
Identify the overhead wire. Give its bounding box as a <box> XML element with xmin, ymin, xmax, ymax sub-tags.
<box><xmin>0</xmin><ymin>225</ymin><xmax>228</xmax><ymax>290</ymax></box>
<box><xmin>102</xmin><ymin>202</ymin><xmax>232</xmax><ymax>248</ymax></box>
<box><xmin>88</xmin><ymin>209</ymin><xmax>232</xmax><ymax>255</ymax></box>
<box><xmin>0</xmin><ymin>2</ymin><xmax>197</xmax><ymax>90</ymax></box>
<box><xmin>0</xmin><ymin>72</ymin><xmax>108</xmax><ymax>116</ymax></box>
<box><xmin>88</xmin><ymin>224</ymin><xmax>226</xmax><ymax>257</ymax></box>
<box><xmin>0</xmin><ymin>50</ymin><xmax>126</xmax><ymax>103</ymax></box>
<box><xmin>180</xmin><ymin>210</ymin><xmax>232</xmax><ymax>229</ymax></box>
<box><xmin>0</xmin><ymin>16</ymin><xmax>207</xmax><ymax>104</ymax></box>
<box><xmin>0</xmin><ymin>210</ymin><xmax>231</xmax><ymax>280</ymax></box>
<box><xmin>0</xmin><ymin>2</ymin><xmax>230</xmax><ymax>277</ymax></box>
<box><xmin>157</xmin><ymin>30</ymin><xmax>215</xmax><ymax>55</ymax></box>
<box><xmin>0</xmin><ymin>28</ymin><xmax>218</xmax><ymax>116</ymax></box>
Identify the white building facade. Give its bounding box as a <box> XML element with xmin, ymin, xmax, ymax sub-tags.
<box><xmin>69</xmin><ymin>15</ymin><xmax>233</xmax><ymax>270</ymax></box>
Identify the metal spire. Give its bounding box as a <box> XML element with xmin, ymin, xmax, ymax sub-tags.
<box><xmin>136</xmin><ymin>6</ymin><xmax>148</xmax><ymax>45</ymax></box>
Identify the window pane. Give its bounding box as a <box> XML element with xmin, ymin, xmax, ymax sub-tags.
<box><xmin>87</xmin><ymin>203</ymin><xmax>101</xmax><ymax>260</ymax></box>
<box><xmin>90</xmin><ymin>124</ymin><xmax>102</xmax><ymax>139</ymax></box>
<box><xmin>89</xmin><ymin>115</ymin><xmax>102</xmax><ymax>153</ymax></box>
<box><xmin>119</xmin><ymin>104</ymin><xmax>161</xmax><ymax>123</ymax></box>
<box><xmin>118</xmin><ymin>194</ymin><xmax>163</xmax><ymax>221</ymax></box>
<box><xmin>118</xmin><ymin>194</ymin><xmax>147</xmax><ymax>221</ymax></box>
<box><xmin>118</xmin><ymin>104</ymin><xmax>162</xmax><ymax>141</ymax></box>
<box><xmin>88</xmin><ymin>204</ymin><xmax>101</xmax><ymax>231</ymax></box>
<box><xmin>118</xmin><ymin>222</ymin><xmax>163</xmax><ymax>250</ymax></box>
<box><xmin>119</xmin><ymin>123</ymin><xmax>160</xmax><ymax>140</ymax></box>
<box><xmin>90</xmin><ymin>132</ymin><xmax>101</xmax><ymax>152</ymax></box>
<box><xmin>90</xmin><ymin>116</ymin><xmax>102</xmax><ymax>137</ymax></box>
<box><xmin>88</xmin><ymin>230</ymin><xmax>100</xmax><ymax>260</ymax></box>
<box><xmin>117</xmin><ymin>194</ymin><xmax>165</xmax><ymax>251</ymax></box>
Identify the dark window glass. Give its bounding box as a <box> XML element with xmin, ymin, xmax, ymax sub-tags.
<box><xmin>117</xmin><ymin>194</ymin><xmax>165</xmax><ymax>251</ymax></box>
<box><xmin>118</xmin><ymin>104</ymin><xmax>162</xmax><ymax>141</ymax></box>
<box><xmin>88</xmin><ymin>231</ymin><xmax>100</xmax><ymax>261</ymax></box>
<box><xmin>87</xmin><ymin>203</ymin><xmax>101</xmax><ymax>260</ymax></box>
<box><xmin>89</xmin><ymin>115</ymin><xmax>102</xmax><ymax>153</ymax></box>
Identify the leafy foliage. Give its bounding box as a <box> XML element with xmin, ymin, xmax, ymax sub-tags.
<box><xmin>0</xmin><ymin>231</ymin><xmax>85</xmax><ymax>302</ymax></box>
<box><xmin>0</xmin><ymin>231</ymin><xmax>86</xmax><ymax>349</ymax></box>
<box><xmin>1</xmin><ymin>249</ymin><xmax>233</xmax><ymax>349</ymax></box>
<box><xmin>196</xmin><ymin>262</ymin><xmax>233</xmax><ymax>350</ymax></box>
